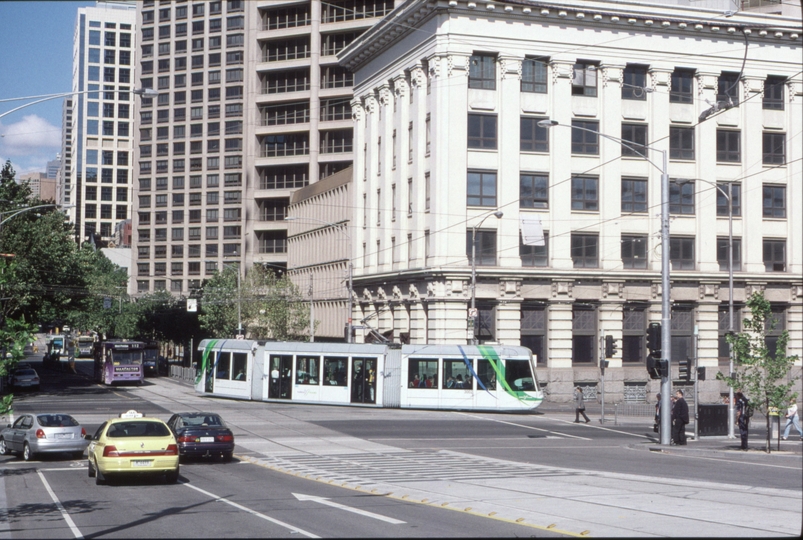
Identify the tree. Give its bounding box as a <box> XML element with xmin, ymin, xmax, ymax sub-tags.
<box><xmin>198</xmin><ymin>266</ymin><xmax>241</xmax><ymax>338</ymax></box>
<box><xmin>0</xmin><ymin>259</ymin><xmax>37</xmax><ymax>416</ymax></box>
<box><xmin>718</xmin><ymin>292</ymin><xmax>800</xmax><ymax>453</ymax></box>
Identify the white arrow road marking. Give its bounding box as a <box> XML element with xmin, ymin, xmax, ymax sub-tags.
<box><xmin>183</xmin><ymin>483</ymin><xmax>320</xmax><ymax>538</ymax></box>
<box><xmin>293</xmin><ymin>493</ymin><xmax>406</xmax><ymax>525</ymax></box>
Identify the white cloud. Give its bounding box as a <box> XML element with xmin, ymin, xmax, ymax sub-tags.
<box><xmin>0</xmin><ymin>114</ymin><xmax>61</xmax><ymax>174</ymax></box>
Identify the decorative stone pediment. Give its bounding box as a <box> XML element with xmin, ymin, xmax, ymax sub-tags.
<box><xmin>602</xmin><ymin>281</ymin><xmax>624</xmax><ymax>298</ymax></box>
<box><xmin>363</xmin><ymin>95</ymin><xmax>378</xmax><ymax>114</ymax></box>
<box><xmin>500</xmin><ymin>280</ymin><xmax>521</xmax><ymax>297</ymax></box>
<box><xmin>392</xmin><ymin>286</ymin><xmax>402</xmax><ymax>300</ymax></box>
<box><xmin>551</xmin><ymin>280</ymin><xmax>573</xmax><ymax>298</ymax></box>
<box><xmin>409</xmin><ymin>284</ymin><xmax>420</xmax><ymax>300</ymax></box>
<box><xmin>378</xmin><ymin>85</ymin><xmax>392</xmax><ymax>108</ymax></box>
<box><xmin>351</xmin><ymin>101</ymin><xmax>364</xmax><ymax>121</ymax></box>
<box><xmin>409</xmin><ymin>65</ymin><xmax>426</xmax><ymax>89</ymax></box>
<box><xmin>699</xmin><ymin>282</ymin><xmax>720</xmax><ymax>300</ymax></box>
<box><xmin>392</xmin><ymin>75</ymin><xmax>408</xmax><ymax>99</ymax></box>
<box><xmin>362</xmin><ymin>288</ymin><xmax>373</xmax><ymax>302</ymax></box>
<box><xmin>376</xmin><ymin>287</ymin><xmax>387</xmax><ymax>301</ymax></box>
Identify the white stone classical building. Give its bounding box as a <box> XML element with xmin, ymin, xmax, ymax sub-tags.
<box><xmin>338</xmin><ymin>0</ymin><xmax>802</xmax><ymax>402</ymax></box>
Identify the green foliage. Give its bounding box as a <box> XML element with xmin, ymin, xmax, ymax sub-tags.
<box><xmin>0</xmin><ymin>259</ymin><xmax>37</xmax><ymax>416</ymax></box>
<box><xmin>131</xmin><ymin>290</ymin><xmax>201</xmax><ymax>344</ymax></box>
<box><xmin>717</xmin><ymin>292</ymin><xmax>800</xmax><ymax>453</ymax></box>
<box><xmin>198</xmin><ymin>265</ymin><xmax>310</xmax><ymax>340</ymax></box>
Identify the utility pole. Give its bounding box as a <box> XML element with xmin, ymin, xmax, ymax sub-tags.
<box><xmin>347</xmin><ymin>262</ymin><xmax>353</xmax><ymax>344</ymax></box>
<box><xmin>309</xmin><ymin>273</ymin><xmax>314</xmax><ymax>342</ymax></box>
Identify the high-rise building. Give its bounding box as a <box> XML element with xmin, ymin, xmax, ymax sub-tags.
<box><xmin>131</xmin><ymin>0</ymin><xmax>397</xmax><ymax>297</ymax></box>
<box><xmin>59</xmin><ymin>99</ymin><xmax>74</xmax><ymax>208</ymax></box>
<box><xmin>66</xmin><ymin>1</ymin><xmax>138</xmax><ymax>247</ymax></box>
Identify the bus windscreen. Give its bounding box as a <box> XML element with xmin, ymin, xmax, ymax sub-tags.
<box><xmin>113</xmin><ymin>351</ymin><xmax>143</xmax><ymax>365</ymax></box>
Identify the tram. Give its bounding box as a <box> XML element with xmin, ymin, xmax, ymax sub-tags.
<box><xmin>195</xmin><ymin>340</ymin><xmax>543</xmax><ymax>411</ymax></box>
<box><xmin>93</xmin><ymin>340</ymin><xmax>146</xmax><ymax>385</ymax></box>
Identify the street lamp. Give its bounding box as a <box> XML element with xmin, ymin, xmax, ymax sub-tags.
<box><xmin>0</xmin><ymin>88</ymin><xmax>158</xmax><ymax>121</ymax></box>
<box><xmin>679</xmin><ymin>178</ymin><xmax>736</xmax><ymax>439</ymax></box>
<box><xmin>0</xmin><ymin>203</ymin><xmax>74</xmax><ymax>228</ymax></box>
<box><xmin>285</xmin><ymin>216</ymin><xmax>354</xmax><ymax>343</ymax></box>
<box><xmin>470</xmin><ymin>209</ymin><xmax>503</xmax><ymax>345</ymax></box>
<box><xmin>539</xmin><ymin>118</ymin><xmax>673</xmax><ymax>445</ymax></box>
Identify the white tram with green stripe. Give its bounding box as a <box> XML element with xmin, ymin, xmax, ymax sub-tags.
<box><xmin>195</xmin><ymin>340</ymin><xmax>543</xmax><ymax>411</ymax></box>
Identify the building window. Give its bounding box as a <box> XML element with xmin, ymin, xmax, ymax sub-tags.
<box><xmin>763</xmin><ymin>239</ymin><xmax>786</xmax><ymax>272</ymax></box>
<box><xmin>717</xmin><ymin>237</ymin><xmax>742</xmax><ymax>272</ymax></box>
<box><xmin>572</xmin><ymin>305</ymin><xmax>596</xmax><ymax>364</ymax></box>
<box><xmin>466</xmin><ymin>230</ymin><xmax>498</xmax><ymax>266</ymax></box>
<box><xmin>467</xmin><ymin>114</ymin><xmax>497</xmax><ymax>149</ymax></box>
<box><xmin>571</xmin><ymin>176</ymin><xmax>598</xmax><ymax>211</ymax></box>
<box><xmin>763</xmin><ymin>76</ymin><xmax>785</xmax><ymax>110</ymax></box>
<box><xmin>622</xmin><ymin>65</ymin><xmax>648</xmax><ymax>100</ymax></box>
<box><xmin>765</xmin><ymin>306</ymin><xmax>787</xmax><ymax>358</ymax></box>
<box><xmin>669</xmin><ymin>180</ymin><xmax>695</xmax><ymax>215</ymax></box>
<box><xmin>763</xmin><ymin>132</ymin><xmax>785</xmax><ymax>165</ymax></box>
<box><xmin>716</xmin><ymin>183</ymin><xmax>741</xmax><ymax>217</ymax></box>
<box><xmin>571</xmin><ymin>120</ymin><xmax>599</xmax><ymax>154</ymax></box>
<box><xmin>520</xmin><ymin>117</ymin><xmax>548</xmax><ymax>152</ymax></box>
<box><xmin>718</xmin><ymin>305</ymin><xmax>742</xmax><ymax>365</ymax></box>
<box><xmin>671</xmin><ymin>305</ymin><xmax>694</xmax><ymax>364</ymax></box>
<box><xmin>716</xmin><ymin>130</ymin><xmax>741</xmax><ymax>163</ymax></box>
<box><xmin>621</xmin><ymin>123</ymin><xmax>647</xmax><ymax>157</ymax></box>
<box><xmin>572</xmin><ymin>62</ymin><xmax>597</xmax><ymax>97</ymax></box>
<box><xmin>717</xmin><ymin>72</ymin><xmax>740</xmax><ymax>106</ymax></box>
<box><xmin>466</xmin><ymin>171</ymin><xmax>496</xmax><ymax>207</ymax></box>
<box><xmin>520</xmin><ymin>233</ymin><xmax>548</xmax><ymax>267</ymax></box>
<box><xmin>469</xmin><ymin>54</ymin><xmax>496</xmax><ymax>90</ymax></box>
<box><xmin>669</xmin><ymin>126</ymin><xmax>695</xmax><ymax>160</ymax></box>
<box><xmin>762</xmin><ymin>185</ymin><xmax>786</xmax><ymax>218</ymax></box>
<box><xmin>571</xmin><ymin>234</ymin><xmax>599</xmax><ymax>268</ymax></box>
<box><xmin>621</xmin><ymin>235</ymin><xmax>648</xmax><ymax>269</ymax></box>
<box><xmin>521</xmin><ymin>57</ymin><xmax>548</xmax><ymax>93</ymax></box>
<box><xmin>619</xmin><ymin>306</ymin><xmax>645</xmax><ymax>363</ymax></box>
<box><xmin>519</xmin><ymin>173</ymin><xmax>548</xmax><ymax>209</ymax></box>
<box><xmin>474</xmin><ymin>304</ymin><xmax>496</xmax><ymax>344</ymax></box>
<box><xmin>621</xmin><ymin>177</ymin><xmax>647</xmax><ymax>213</ymax></box>
<box><xmin>521</xmin><ymin>305</ymin><xmax>546</xmax><ymax>364</ymax></box>
<box><xmin>670</xmin><ymin>69</ymin><xmax>694</xmax><ymax>103</ymax></box>
<box><xmin>669</xmin><ymin>237</ymin><xmax>695</xmax><ymax>270</ymax></box>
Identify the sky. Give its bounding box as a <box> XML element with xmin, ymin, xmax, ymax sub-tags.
<box><xmin>0</xmin><ymin>1</ymin><xmax>94</xmax><ymax>176</ymax></box>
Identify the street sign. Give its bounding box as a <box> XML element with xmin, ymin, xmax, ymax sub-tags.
<box><xmin>187</xmin><ymin>298</ymin><xmax>197</xmax><ymax>312</ymax></box>
<box><xmin>103</xmin><ymin>297</ymin><xmax>112</xmax><ymax>309</ymax></box>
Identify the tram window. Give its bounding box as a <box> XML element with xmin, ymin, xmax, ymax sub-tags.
<box><xmin>476</xmin><ymin>359</ymin><xmax>496</xmax><ymax>391</ymax></box>
<box><xmin>323</xmin><ymin>356</ymin><xmax>348</xmax><ymax>386</ymax></box>
<box><xmin>297</xmin><ymin>355</ymin><xmax>320</xmax><ymax>385</ymax></box>
<box><xmin>443</xmin><ymin>359</ymin><xmax>472</xmax><ymax>389</ymax></box>
<box><xmin>231</xmin><ymin>352</ymin><xmax>247</xmax><ymax>381</ymax></box>
<box><xmin>505</xmin><ymin>359</ymin><xmax>536</xmax><ymax>391</ymax></box>
<box><xmin>408</xmin><ymin>358</ymin><xmax>438</xmax><ymax>388</ymax></box>
<box><xmin>215</xmin><ymin>352</ymin><xmax>231</xmax><ymax>380</ymax></box>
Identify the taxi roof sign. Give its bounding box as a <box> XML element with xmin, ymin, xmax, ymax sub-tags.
<box><xmin>119</xmin><ymin>410</ymin><xmax>144</xmax><ymax>418</ymax></box>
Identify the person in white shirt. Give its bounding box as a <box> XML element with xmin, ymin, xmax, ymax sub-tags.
<box><xmin>782</xmin><ymin>401</ymin><xmax>802</xmax><ymax>440</ymax></box>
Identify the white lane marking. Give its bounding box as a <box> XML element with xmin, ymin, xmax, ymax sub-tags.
<box><xmin>182</xmin><ymin>482</ymin><xmax>320</xmax><ymax>538</ymax></box>
<box><xmin>293</xmin><ymin>492</ymin><xmax>406</xmax><ymax>525</ymax></box>
<box><xmin>649</xmin><ymin>450</ymin><xmax>803</xmax><ymax>470</ymax></box>
<box><xmin>36</xmin><ymin>471</ymin><xmax>84</xmax><ymax>539</ymax></box>
<box><xmin>547</xmin><ymin>417</ymin><xmax>653</xmax><ymax>438</ymax></box>
<box><xmin>454</xmin><ymin>412</ymin><xmax>592</xmax><ymax>440</ymax></box>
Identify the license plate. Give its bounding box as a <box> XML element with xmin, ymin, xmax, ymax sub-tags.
<box><xmin>131</xmin><ymin>460</ymin><xmax>153</xmax><ymax>467</ymax></box>
<box><xmin>54</xmin><ymin>433</ymin><xmax>72</xmax><ymax>439</ymax></box>
<box><xmin>199</xmin><ymin>437</ymin><xmax>214</xmax><ymax>443</ymax></box>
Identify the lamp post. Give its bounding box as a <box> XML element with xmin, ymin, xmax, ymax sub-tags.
<box><xmin>681</xmin><ymin>178</ymin><xmax>736</xmax><ymax>439</ymax></box>
<box><xmin>285</xmin><ymin>216</ymin><xmax>353</xmax><ymax>343</ymax></box>
<box><xmin>470</xmin><ymin>210</ymin><xmax>503</xmax><ymax>345</ymax></box>
<box><xmin>0</xmin><ymin>88</ymin><xmax>158</xmax><ymax>121</ymax></box>
<box><xmin>0</xmin><ymin>204</ymin><xmax>73</xmax><ymax>228</ymax></box>
<box><xmin>539</xmin><ymin>119</ymin><xmax>673</xmax><ymax>445</ymax></box>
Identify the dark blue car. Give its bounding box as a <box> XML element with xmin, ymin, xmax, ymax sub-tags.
<box><xmin>166</xmin><ymin>412</ymin><xmax>234</xmax><ymax>462</ymax></box>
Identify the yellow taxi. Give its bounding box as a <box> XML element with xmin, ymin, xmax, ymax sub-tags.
<box><xmin>86</xmin><ymin>410</ymin><xmax>179</xmax><ymax>485</ymax></box>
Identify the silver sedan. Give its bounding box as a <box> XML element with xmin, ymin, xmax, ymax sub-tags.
<box><xmin>10</xmin><ymin>368</ymin><xmax>40</xmax><ymax>390</ymax></box>
<box><xmin>0</xmin><ymin>413</ymin><xmax>89</xmax><ymax>461</ymax></box>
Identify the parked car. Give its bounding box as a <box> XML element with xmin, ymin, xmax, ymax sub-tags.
<box><xmin>0</xmin><ymin>413</ymin><xmax>88</xmax><ymax>461</ymax></box>
<box><xmin>166</xmin><ymin>412</ymin><xmax>235</xmax><ymax>462</ymax></box>
<box><xmin>86</xmin><ymin>410</ymin><xmax>179</xmax><ymax>485</ymax></box>
<box><xmin>11</xmin><ymin>369</ymin><xmax>40</xmax><ymax>391</ymax></box>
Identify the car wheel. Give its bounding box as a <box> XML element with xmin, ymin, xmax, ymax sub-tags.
<box><xmin>165</xmin><ymin>467</ymin><xmax>179</xmax><ymax>484</ymax></box>
<box><xmin>0</xmin><ymin>438</ymin><xmax>8</xmax><ymax>456</ymax></box>
<box><xmin>88</xmin><ymin>459</ymin><xmax>96</xmax><ymax>478</ymax></box>
<box><xmin>222</xmin><ymin>451</ymin><xmax>233</xmax><ymax>463</ymax></box>
<box><xmin>95</xmin><ymin>459</ymin><xmax>106</xmax><ymax>485</ymax></box>
<box><xmin>23</xmin><ymin>442</ymin><xmax>34</xmax><ymax>461</ymax></box>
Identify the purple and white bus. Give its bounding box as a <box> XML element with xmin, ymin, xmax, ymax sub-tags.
<box><xmin>93</xmin><ymin>340</ymin><xmax>145</xmax><ymax>386</ymax></box>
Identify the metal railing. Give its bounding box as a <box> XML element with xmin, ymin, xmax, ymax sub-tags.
<box><xmin>614</xmin><ymin>402</ymin><xmax>656</xmax><ymax>425</ymax></box>
<box><xmin>170</xmin><ymin>365</ymin><xmax>196</xmax><ymax>383</ymax></box>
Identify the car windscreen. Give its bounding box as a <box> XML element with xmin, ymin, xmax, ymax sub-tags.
<box><xmin>38</xmin><ymin>414</ymin><xmax>80</xmax><ymax>427</ymax></box>
<box><xmin>181</xmin><ymin>415</ymin><xmax>225</xmax><ymax>427</ymax></box>
<box><xmin>107</xmin><ymin>421</ymin><xmax>171</xmax><ymax>438</ymax></box>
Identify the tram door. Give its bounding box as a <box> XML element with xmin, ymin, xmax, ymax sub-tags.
<box><xmin>268</xmin><ymin>355</ymin><xmax>293</xmax><ymax>400</ymax></box>
<box><xmin>350</xmin><ymin>357</ymin><xmax>376</xmax><ymax>404</ymax></box>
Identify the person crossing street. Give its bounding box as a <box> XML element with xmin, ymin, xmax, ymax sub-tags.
<box><xmin>574</xmin><ymin>387</ymin><xmax>590</xmax><ymax>423</ymax></box>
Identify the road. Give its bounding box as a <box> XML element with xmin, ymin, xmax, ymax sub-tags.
<box><xmin>1</xmin><ymin>353</ymin><xmax>801</xmax><ymax>538</ymax></box>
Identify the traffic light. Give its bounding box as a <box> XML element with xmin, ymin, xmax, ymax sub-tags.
<box><xmin>604</xmin><ymin>335</ymin><xmax>618</xmax><ymax>358</ymax></box>
<box><xmin>697</xmin><ymin>367</ymin><xmax>705</xmax><ymax>381</ymax></box>
<box><xmin>646</xmin><ymin>322</ymin><xmax>661</xmax><ymax>354</ymax></box>
<box><xmin>646</xmin><ymin>354</ymin><xmax>662</xmax><ymax>379</ymax></box>
<box><xmin>678</xmin><ymin>357</ymin><xmax>691</xmax><ymax>381</ymax></box>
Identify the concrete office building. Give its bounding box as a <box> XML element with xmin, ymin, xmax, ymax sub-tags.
<box><xmin>131</xmin><ymin>0</ymin><xmax>397</xmax><ymax>297</ymax></box>
<box><xmin>64</xmin><ymin>1</ymin><xmax>138</xmax><ymax>249</ymax></box>
<box><xmin>58</xmin><ymin>99</ymin><xmax>74</xmax><ymax>209</ymax></box>
<box><xmin>338</xmin><ymin>0</ymin><xmax>802</xmax><ymax>402</ymax></box>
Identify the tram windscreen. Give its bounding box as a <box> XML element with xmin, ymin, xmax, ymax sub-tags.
<box><xmin>505</xmin><ymin>359</ymin><xmax>536</xmax><ymax>391</ymax></box>
<box><xmin>143</xmin><ymin>348</ymin><xmax>158</xmax><ymax>361</ymax></box>
<box><xmin>113</xmin><ymin>351</ymin><xmax>143</xmax><ymax>365</ymax></box>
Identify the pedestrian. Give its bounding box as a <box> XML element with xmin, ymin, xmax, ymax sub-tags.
<box><xmin>735</xmin><ymin>390</ymin><xmax>750</xmax><ymax>450</ymax></box>
<box><xmin>653</xmin><ymin>393</ymin><xmax>661</xmax><ymax>433</ymax></box>
<box><xmin>574</xmin><ymin>387</ymin><xmax>590</xmax><ymax>423</ymax></box>
<box><xmin>671</xmin><ymin>389</ymin><xmax>690</xmax><ymax>445</ymax></box>
<box><xmin>782</xmin><ymin>400</ymin><xmax>802</xmax><ymax>441</ymax></box>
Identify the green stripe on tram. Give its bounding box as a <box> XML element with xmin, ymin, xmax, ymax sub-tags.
<box><xmin>477</xmin><ymin>345</ymin><xmax>541</xmax><ymax>403</ymax></box>
<box><xmin>196</xmin><ymin>339</ymin><xmax>219</xmax><ymax>385</ymax></box>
